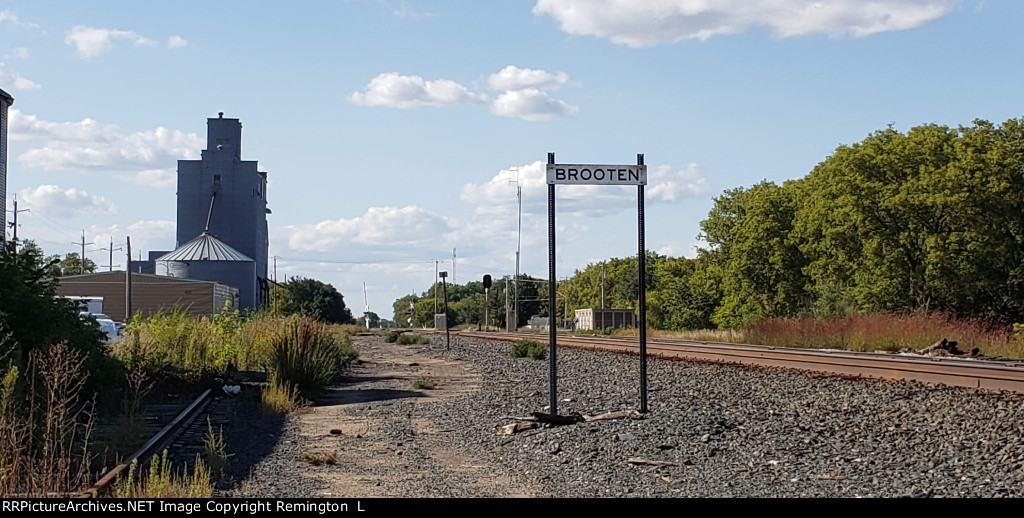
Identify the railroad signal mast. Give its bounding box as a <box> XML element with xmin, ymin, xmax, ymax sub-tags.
<box><xmin>483</xmin><ymin>274</ymin><xmax>492</xmax><ymax>332</ymax></box>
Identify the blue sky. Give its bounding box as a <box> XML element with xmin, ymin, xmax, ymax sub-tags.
<box><xmin>2</xmin><ymin>0</ymin><xmax>1020</xmax><ymax>319</ymax></box>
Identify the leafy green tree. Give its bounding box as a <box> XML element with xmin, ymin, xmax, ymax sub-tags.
<box><xmin>701</xmin><ymin>181</ymin><xmax>810</xmax><ymax>328</ymax></box>
<box><xmin>278</xmin><ymin>277</ymin><xmax>355</xmax><ymax>324</ymax></box>
<box><xmin>57</xmin><ymin>252</ymin><xmax>97</xmax><ymax>276</ymax></box>
<box><xmin>0</xmin><ymin>239</ymin><xmax>106</xmax><ymax>372</ymax></box>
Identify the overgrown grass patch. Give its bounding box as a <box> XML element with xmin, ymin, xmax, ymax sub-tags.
<box><xmin>113</xmin><ymin>450</ymin><xmax>212</xmax><ymax>498</ymax></box>
<box><xmin>743</xmin><ymin>312</ymin><xmax>1024</xmax><ymax>357</ymax></box>
<box><xmin>395</xmin><ymin>333</ymin><xmax>429</xmax><ymax>346</ymax></box>
<box><xmin>260</xmin><ymin>375</ymin><xmax>302</xmax><ymax>415</ymax></box>
<box><xmin>509</xmin><ymin>340</ymin><xmax>546</xmax><ymax>360</ymax></box>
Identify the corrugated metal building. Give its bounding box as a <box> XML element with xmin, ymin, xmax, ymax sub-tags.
<box><xmin>175</xmin><ymin>113</ymin><xmax>270</xmax><ymax>309</ymax></box>
<box><xmin>574</xmin><ymin>308</ymin><xmax>637</xmax><ymax>330</ymax></box>
<box><xmin>155</xmin><ymin>232</ymin><xmax>257</xmax><ymax>309</ymax></box>
<box><xmin>54</xmin><ymin>272</ymin><xmax>238</xmax><ymax>322</ymax></box>
<box><xmin>0</xmin><ymin>88</ymin><xmax>12</xmax><ymax>241</ymax></box>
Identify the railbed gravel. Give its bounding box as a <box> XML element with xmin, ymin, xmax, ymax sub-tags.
<box><xmin>246</xmin><ymin>334</ymin><xmax>1024</xmax><ymax>498</ymax></box>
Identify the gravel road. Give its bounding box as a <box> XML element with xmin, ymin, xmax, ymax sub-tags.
<box><xmin>240</xmin><ymin>333</ymin><xmax>1024</xmax><ymax>498</ymax></box>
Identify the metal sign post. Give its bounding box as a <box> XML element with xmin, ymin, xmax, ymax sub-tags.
<box><xmin>546</xmin><ymin>152</ymin><xmax>649</xmax><ymax>416</ymax></box>
<box><xmin>636</xmin><ymin>154</ymin><xmax>648</xmax><ymax>414</ymax></box>
<box><xmin>547</xmin><ymin>153</ymin><xmax>558</xmax><ymax>416</ymax></box>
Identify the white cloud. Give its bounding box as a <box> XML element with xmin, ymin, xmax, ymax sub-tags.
<box><xmin>348</xmin><ymin>72</ymin><xmax>487</xmax><ymax>109</ymax></box>
<box><xmin>533</xmin><ymin>0</ymin><xmax>961</xmax><ymax>47</ymax></box>
<box><xmin>491</xmin><ymin>89</ymin><xmax>578</xmax><ymax>121</ymax></box>
<box><xmin>167</xmin><ymin>35</ymin><xmax>188</xmax><ymax>49</ymax></box>
<box><xmin>285</xmin><ymin>205</ymin><xmax>455</xmax><ymax>253</ymax></box>
<box><xmin>387</xmin><ymin>4</ymin><xmax>436</xmax><ymax>19</ymax></box>
<box><xmin>90</xmin><ymin>220</ymin><xmax>177</xmax><ymax>259</ymax></box>
<box><xmin>461</xmin><ymin>161</ymin><xmax>711</xmax><ymax>219</ymax></box>
<box><xmin>657</xmin><ymin>242</ymin><xmax>700</xmax><ymax>259</ymax></box>
<box><xmin>18</xmin><ymin>184</ymin><xmax>117</xmax><ymax>219</ymax></box>
<box><xmin>5</xmin><ymin>47</ymin><xmax>29</xmax><ymax>60</ymax></box>
<box><xmin>65</xmin><ymin>25</ymin><xmax>157</xmax><ymax>59</ymax></box>
<box><xmin>9</xmin><ymin>109</ymin><xmax>203</xmax><ymax>172</ymax></box>
<box><xmin>116</xmin><ymin>169</ymin><xmax>177</xmax><ymax>189</ymax></box>
<box><xmin>0</xmin><ymin>62</ymin><xmax>41</xmax><ymax>91</ymax></box>
<box><xmin>0</xmin><ymin>11</ymin><xmax>39</xmax><ymax>29</ymax></box>
<box><xmin>647</xmin><ymin>164</ymin><xmax>712</xmax><ymax>201</ymax></box>
<box><xmin>488</xmin><ymin>65</ymin><xmax>573</xmax><ymax>91</ymax></box>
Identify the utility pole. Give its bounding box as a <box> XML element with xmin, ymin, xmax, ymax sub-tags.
<box><xmin>452</xmin><ymin>248</ymin><xmax>456</xmax><ymax>285</ymax></box>
<box><xmin>505</xmin><ymin>277</ymin><xmax>509</xmax><ymax>331</ymax></box>
<box><xmin>601</xmin><ymin>262</ymin><xmax>606</xmax><ymax>309</ymax></box>
<box><xmin>125</xmin><ymin>236</ymin><xmax>132</xmax><ymax>323</ymax></box>
<box><xmin>74</xmin><ymin>230</ymin><xmax>93</xmax><ymax>275</ymax></box>
<box><xmin>272</xmin><ymin>255</ymin><xmax>279</xmax><ymax>315</ymax></box>
<box><xmin>99</xmin><ymin>238</ymin><xmax>123</xmax><ymax>272</ymax></box>
<box><xmin>564</xmin><ymin>276</ymin><xmax>569</xmax><ymax>328</ymax></box>
<box><xmin>7</xmin><ymin>196</ymin><xmax>29</xmax><ymax>250</ymax></box>
<box><xmin>434</xmin><ymin>260</ymin><xmax>438</xmax><ymax>316</ymax></box>
<box><xmin>510</xmin><ymin>167</ymin><xmax>522</xmax><ymax>334</ymax></box>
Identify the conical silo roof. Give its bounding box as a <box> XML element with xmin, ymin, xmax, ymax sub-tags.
<box><xmin>156</xmin><ymin>232</ymin><xmax>254</xmax><ymax>262</ymax></box>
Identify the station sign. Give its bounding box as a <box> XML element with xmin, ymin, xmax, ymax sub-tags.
<box><xmin>547</xmin><ymin>164</ymin><xmax>647</xmax><ymax>186</ymax></box>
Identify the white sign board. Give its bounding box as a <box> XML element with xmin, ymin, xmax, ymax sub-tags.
<box><xmin>547</xmin><ymin>164</ymin><xmax>647</xmax><ymax>186</ymax></box>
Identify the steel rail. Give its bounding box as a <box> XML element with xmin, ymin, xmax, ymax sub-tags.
<box><xmin>79</xmin><ymin>389</ymin><xmax>213</xmax><ymax>498</ymax></box>
<box><xmin>445</xmin><ymin>331</ymin><xmax>1024</xmax><ymax>393</ymax></box>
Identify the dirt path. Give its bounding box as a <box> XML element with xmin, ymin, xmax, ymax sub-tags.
<box><xmin>250</xmin><ymin>334</ymin><xmax>532</xmax><ymax>498</ymax></box>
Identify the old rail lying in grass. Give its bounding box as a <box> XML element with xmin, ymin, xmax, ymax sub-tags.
<box><xmin>442</xmin><ymin>330</ymin><xmax>1024</xmax><ymax>393</ymax></box>
<box><xmin>80</xmin><ymin>389</ymin><xmax>213</xmax><ymax>498</ymax></box>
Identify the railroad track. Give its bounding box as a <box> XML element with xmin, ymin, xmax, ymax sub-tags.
<box><xmin>80</xmin><ymin>389</ymin><xmax>214</xmax><ymax>498</ymax></box>
<box><xmin>437</xmin><ymin>330</ymin><xmax>1024</xmax><ymax>393</ymax></box>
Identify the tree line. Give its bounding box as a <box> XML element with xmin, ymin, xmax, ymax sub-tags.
<box><xmin>393</xmin><ymin>117</ymin><xmax>1024</xmax><ymax>330</ymax></box>
<box><xmin>392</xmin><ymin>275</ymin><xmax>549</xmax><ymax>329</ymax></box>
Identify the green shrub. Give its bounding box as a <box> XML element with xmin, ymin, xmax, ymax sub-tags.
<box><xmin>269</xmin><ymin>317</ymin><xmax>355</xmax><ymax>395</ymax></box>
<box><xmin>395</xmin><ymin>333</ymin><xmax>429</xmax><ymax>346</ymax></box>
<box><xmin>113</xmin><ymin>311</ymin><xmax>359</xmax><ymax>383</ymax></box>
<box><xmin>509</xmin><ymin>340</ymin><xmax>546</xmax><ymax>360</ymax></box>
<box><xmin>384</xmin><ymin>330</ymin><xmax>400</xmax><ymax>343</ymax></box>
<box><xmin>411</xmin><ymin>378</ymin><xmax>435</xmax><ymax>390</ymax></box>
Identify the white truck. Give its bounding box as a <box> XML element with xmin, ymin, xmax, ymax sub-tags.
<box><xmin>63</xmin><ymin>296</ymin><xmax>121</xmax><ymax>343</ymax></box>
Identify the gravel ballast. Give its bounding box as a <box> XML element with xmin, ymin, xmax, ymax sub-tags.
<box><xmin>242</xmin><ymin>334</ymin><xmax>1024</xmax><ymax>498</ymax></box>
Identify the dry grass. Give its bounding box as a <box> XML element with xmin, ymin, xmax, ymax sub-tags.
<box><xmin>743</xmin><ymin>312</ymin><xmax>1024</xmax><ymax>357</ymax></box>
<box><xmin>0</xmin><ymin>343</ymin><xmax>95</xmax><ymax>497</ymax></box>
<box><xmin>603</xmin><ymin>327</ymin><xmax>746</xmax><ymax>343</ymax></box>
<box><xmin>260</xmin><ymin>375</ymin><xmax>302</xmax><ymax>416</ymax></box>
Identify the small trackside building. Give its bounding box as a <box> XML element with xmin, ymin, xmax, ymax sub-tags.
<box><xmin>54</xmin><ymin>271</ymin><xmax>238</xmax><ymax>323</ymax></box>
<box><xmin>574</xmin><ymin>308</ymin><xmax>637</xmax><ymax>331</ymax></box>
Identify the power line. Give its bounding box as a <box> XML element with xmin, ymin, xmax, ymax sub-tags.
<box><xmin>278</xmin><ymin>257</ymin><xmax>435</xmax><ymax>265</ymax></box>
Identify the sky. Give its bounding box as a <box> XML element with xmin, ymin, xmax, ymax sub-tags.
<box><xmin>2</xmin><ymin>0</ymin><xmax>1021</xmax><ymax>320</ymax></box>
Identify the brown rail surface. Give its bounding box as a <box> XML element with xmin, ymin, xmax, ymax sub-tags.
<box><xmin>80</xmin><ymin>389</ymin><xmax>213</xmax><ymax>498</ymax></box>
<box><xmin>440</xmin><ymin>330</ymin><xmax>1024</xmax><ymax>393</ymax></box>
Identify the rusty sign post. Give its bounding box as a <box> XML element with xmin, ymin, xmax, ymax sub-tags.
<box><xmin>546</xmin><ymin>153</ymin><xmax>649</xmax><ymax>416</ymax></box>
